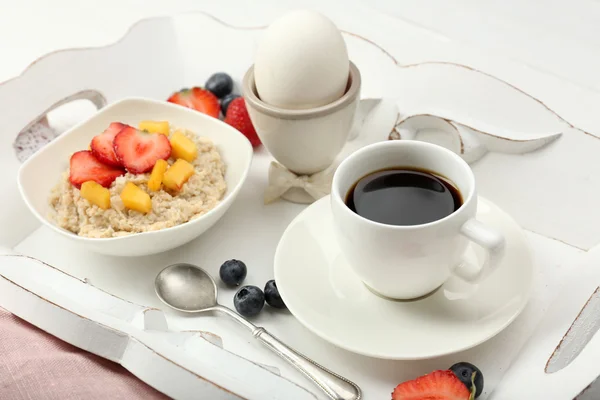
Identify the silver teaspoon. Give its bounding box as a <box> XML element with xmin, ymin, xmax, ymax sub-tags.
<box><xmin>155</xmin><ymin>263</ymin><xmax>361</xmax><ymax>400</ymax></box>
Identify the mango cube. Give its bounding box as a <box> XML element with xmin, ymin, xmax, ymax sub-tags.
<box><xmin>81</xmin><ymin>181</ymin><xmax>111</xmax><ymax>210</ymax></box>
<box><xmin>147</xmin><ymin>159</ymin><xmax>169</xmax><ymax>191</ymax></box>
<box><xmin>170</xmin><ymin>131</ymin><xmax>198</xmax><ymax>162</ymax></box>
<box><xmin>139</xmin><ymin>120</ymin><xmax>170</xmax><ymax>135</ymax></box>
<box><xmin>163</xmin><ymin>159</ymin><xmax>195</xmax><ymax>191</ymax></box>
<box><xmin>120</xmin><ymin>182</ymin><xmax>152</xmax><ymax>213</ymax></box>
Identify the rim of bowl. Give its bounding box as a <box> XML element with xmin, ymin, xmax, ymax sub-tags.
<box><xmin>242</xmin><ymin>61</ymin><xmax>361</xmax><ymax>120</ymax></box>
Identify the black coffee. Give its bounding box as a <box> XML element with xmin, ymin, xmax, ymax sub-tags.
<box><xmin>345</xmin><ymin>167</ymin><xmax>462</xmax><ymax>226</ymax></box>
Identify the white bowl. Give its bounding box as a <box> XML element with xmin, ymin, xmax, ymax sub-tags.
<box><xmin>18</xmin><ymin>97</ymin><xmax>253</xmax><ymax>256</ymax></box>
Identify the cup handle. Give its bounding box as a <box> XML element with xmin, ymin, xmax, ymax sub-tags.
<box><xmin>452</xmin><ymin>218</ymin><xmax>506</xmax><ymax>282</ymax></box>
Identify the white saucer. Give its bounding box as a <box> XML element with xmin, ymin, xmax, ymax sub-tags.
<box><xmin>274</xmin><ymin>196</ymin><xmax>533</xmax><ymax>360</ymax></box>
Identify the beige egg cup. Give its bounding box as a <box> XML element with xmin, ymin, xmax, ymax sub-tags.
<box><xmin>243</xmin><ymin>62</ymin><xmax>361</xmax><ymax>204</ymax></box>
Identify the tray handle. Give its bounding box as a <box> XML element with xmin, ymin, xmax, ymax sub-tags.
<box><xmin>13</xmin><ymin>89</ymin><xmax>106</xmax><ymax>162</ymax></box>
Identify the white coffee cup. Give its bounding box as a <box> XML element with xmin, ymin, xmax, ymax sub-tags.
<box><xmin>331</xmin><ymin>140</ymin><xmax>505</xmax><ymax>299</ymax></box>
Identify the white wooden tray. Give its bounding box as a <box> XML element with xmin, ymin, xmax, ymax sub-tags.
<box><xmin>1</xmin><ymin>11</ymin><xmax>600</xmax><ymax>399</ymax></box>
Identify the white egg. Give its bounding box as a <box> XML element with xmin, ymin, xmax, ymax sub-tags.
<box><xmin>254</xmin><ymin>10</ymin><xmax>350</xmax><ymax>110</ymax></box>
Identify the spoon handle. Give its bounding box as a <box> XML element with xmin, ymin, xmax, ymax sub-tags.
<box><xmin>253</xmin><ymin>327</ymin><xmax>361</xmax><ymax>400</ymax></box>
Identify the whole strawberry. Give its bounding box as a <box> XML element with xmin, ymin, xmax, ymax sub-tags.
<box><xmin>224</xmin><ymin>97</ymin><xmax>261</xmax><ymax>148</ymax></box>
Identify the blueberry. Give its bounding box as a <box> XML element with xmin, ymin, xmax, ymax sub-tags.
<box><xmin>450</xmin><ymin>362</ymin><xmax>484</xmax><ymax>398</ymax></box>
<box><xmin>264</xmin><ymin>280</ymin><xmax>286</xmax><ymax>309</ymax></box>
<box><xmin>205</xmin><ymin>72</ymin><xmax>234</xmax><ymax>98</ymax></box>
<box><xmin>219</xmin><ymin>259</ymin><xmax>247</xmax><ymax>286</ymax></box>
<box><xmin>220</xmin><ymin>94</ymin><xmax>240</xmax><ymax>116</ymax></box>
<box><xmin>234</xmin><ymin>285</ymin><xmax>265</xmax><ymax>317</ymax></box>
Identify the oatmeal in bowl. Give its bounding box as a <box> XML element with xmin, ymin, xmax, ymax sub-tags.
<box><xmin>18</xmin><ymin>98</ymin><xmax>253</xmax><ymax>256</ymax></box>
<box><xmin>49</xmin><ymin>124</ymin><xmax>227</xmax><ymax>238</ymax></box>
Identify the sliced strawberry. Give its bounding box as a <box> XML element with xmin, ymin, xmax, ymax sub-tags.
<box><xmin>392</xmin><ymin>370</ymin><xmax>471</xmax><ymax>400</ymax></box>
<box><xmin>224</xmin><ymin>97</ymin><xmax>261</xmax><ymax>147</ymax></box>
<box><xmin>90</xmin><ymin>122</ymin><xmax>128</xmax><ymax>167</ymax></box>
<box><xmin>69</xmin><ymin>151</ymin><xmax>124</xmax><ymax>189</ymax></box>
<box><xmin>167</xmin><ymin>87</ymin><xmax>220</xmax><ymax>118</ymax></box>
<box><xmin>113</xmin><ymin>126</ymin><xmax>171</xmax><ymax>174</ymax></box>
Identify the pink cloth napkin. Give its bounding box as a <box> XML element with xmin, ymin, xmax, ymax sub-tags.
<box><xmin>0</xmin><ymin>308</ymin><xmax>169</xmax><ymax>400</ymax></box>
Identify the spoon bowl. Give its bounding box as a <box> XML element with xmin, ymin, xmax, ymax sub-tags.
<box><xmin>155</xmin><ymin>263</ymin><xmax>217</xmax><ymax>312</ymax></box>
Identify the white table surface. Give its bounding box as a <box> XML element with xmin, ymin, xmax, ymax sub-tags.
<box><xmin>2</xmin><ymin>0</ymin><xmax>599</xmax><ymax>398</ymax></box>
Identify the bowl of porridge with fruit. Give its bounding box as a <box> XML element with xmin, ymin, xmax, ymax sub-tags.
<box><xmin>19</xmin><ymin>98</ymin><xmax>253</xmax><ymax>256</ymax></box>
